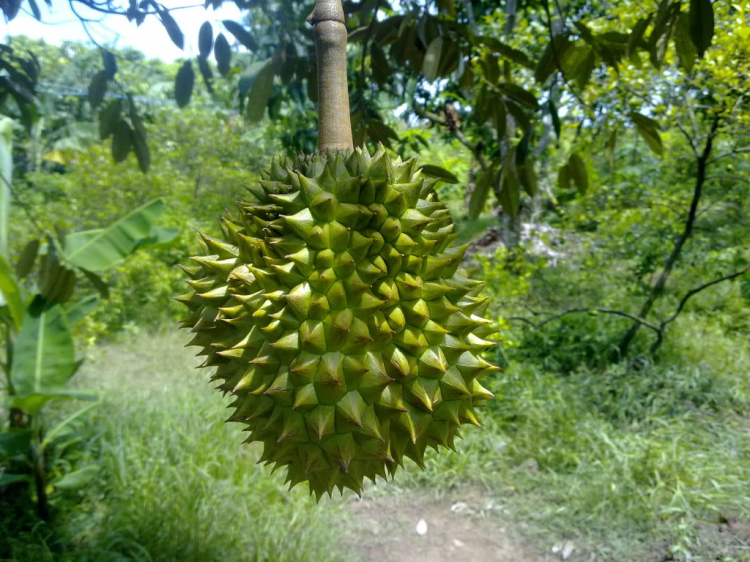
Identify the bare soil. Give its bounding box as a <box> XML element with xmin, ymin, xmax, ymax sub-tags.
<box><xmin>345</xmin><ymin>488</ymin><xmax>558</xmax><ymax>562</ymax></box>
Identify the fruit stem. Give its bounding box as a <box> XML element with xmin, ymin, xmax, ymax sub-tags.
<box><xmin>308</xmin><ymin>0</ymin><xmax>354</xmax><ymax>152</ymax></box>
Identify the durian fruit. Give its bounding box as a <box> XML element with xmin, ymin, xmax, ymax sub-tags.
<box><xmin>176</xmin><ymin>145</ymin><xmax>499</xmax><ymax>499</ymax></box>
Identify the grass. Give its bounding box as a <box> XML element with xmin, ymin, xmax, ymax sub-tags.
<box><xmin>373</xmin><ymin>313</ymin><xmax>750</xmax><ymax>561</ymax></box>
<box><xmin>2</xmin><ymin>331</ymin><xmax>348</xmax><ymax>562</ymax></box>
<box><xmin>3</xmin><ymin>314</ymin><xmax>750</xmax><ymax>561</ymax></box>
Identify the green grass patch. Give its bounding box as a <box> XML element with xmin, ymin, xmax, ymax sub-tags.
<box><xmin>379</xmin><ymin>348</ymin><xmax>750</xmax><ymax>560</ymax></box>
<box><xmin>4</xmin><ymin>325</ymin><xmax>750</xmax><ymax>562</ymax></box>
<box><xmin>2</xmin><ymin>331</ymin><xmax>348</xmax><ymax>562</ymax></box>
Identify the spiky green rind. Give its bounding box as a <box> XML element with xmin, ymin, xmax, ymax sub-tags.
<box><xmin>176</xmin><ymin>145</ymin><xmax>500</xmax><ymax>500</ymax></box>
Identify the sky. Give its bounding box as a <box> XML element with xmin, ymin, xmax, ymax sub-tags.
<box><xmin>2</xmin><ymin>0</ymin><xmax>244</xmax><ymax>61</ymax></box>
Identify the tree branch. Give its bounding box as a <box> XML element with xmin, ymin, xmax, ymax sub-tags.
<box><xmin>618</xmin><ymin>112</ymin><xmax>722</xmax><ymax>356</ymax></box>
<box><xmin>413</xmin><ymin>104</ymin><xmax>488</xmax><ymax>171</ymax></box>
<box><xmin>660</xmin><ymin>265</ymin><xmax>750</xmax><ymax>331</ymax></box>
<box><xmin>507</xmin><ymin>307</ymin><xmax>661</xmax><ymax>334</ymax></box>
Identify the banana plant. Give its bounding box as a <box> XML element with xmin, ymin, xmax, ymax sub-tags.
<box><xmin>0</xmin><ymin>198</ymin><xmax>178</xmax><ymax>520</ymax></box>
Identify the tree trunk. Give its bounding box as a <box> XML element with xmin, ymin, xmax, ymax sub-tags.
<box><xmin>617</xmin><ymin>118</ymin><xmax>719</xmax><ymax>357</ymax></box>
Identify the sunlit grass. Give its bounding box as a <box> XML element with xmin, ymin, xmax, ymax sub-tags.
<box><xmin>2</xmin><ymin>330</ymin><xmax>349</xmax><ymax>562</ymax></box>
<box><xmin>372</xmin><ymin>343</ymin><xmax>750</xmax><ymax>560</ymax></box>
<box><xmin>5</xmin><ymin>323</ymin><xmax>750</xmax><ymax>561</ymax></box>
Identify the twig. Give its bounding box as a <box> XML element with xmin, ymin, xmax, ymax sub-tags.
<box><xmin>659</xmin><ymin>265</ymin><xmax>750</xmax><ymax>331</ymax></box>
<box><xmin>618</xmin><ymin>112</ymin><xmax>722</xmax><ymax>355</ymax></box>
<box><xmin>541</xmin><ymin>0</ymin><xmax>591</xmax><ymax>110</ymax></box>
<box><xmin>507</xmin><ymin>307</ymin><xmax>661</xmax><ymax>334</ymax></box>
<box><xmin>675</xmin><ymin>121</ymin><xmax>698</xmax><ymax>156</ymax></box>
<box><xmin>413</xmin><ymin>104</ymin><xmax>488</xmax><ymax>171</ymax></box>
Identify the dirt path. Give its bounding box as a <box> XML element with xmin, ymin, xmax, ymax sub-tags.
<box><xmin>345</xmin><ymin>489</ymin><xmax>558</xmax><ymax>562</ymax></box>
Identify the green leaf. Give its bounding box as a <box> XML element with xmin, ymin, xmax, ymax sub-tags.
<box><xmin>52</xmin><ymin>464</ymin><xmax>98</xmax><ymax>490</ymax></box>
<box><xmin>111</xmin><ymin>119</ymin><xmax>132</xmax><ymax>163</ymax></box>
<box><xmin>371</xmin><ymin>43</ymin><xmax>390</xmax><ymax>86</ymax></box>
<box><xmin>422</xmin><ymin>37</ymin><xmax>443</xmax><ymax>82</ymax></box>
<box><xmin>81</xmin><ymin>269</ymin><xmax>109</xmax><ymax>299</ymax></box>
<box><xmin>557</xmin><ymin>163</ymin><xmax>571</xmax><ymax>190</ymax></box>
<box><xmin>0</xmin><ymin>474</ymin><xmax>29</xmax><ymax>486</ymax></box>
<box><xmin>535</xmin><ymin>36</ymin><xmax>571</xmax><ymax>84</ymax></box>
<box><xmin>174</xmin><ymin>60</ymin><xmax>195</xmax><ymax>108</ymax></box>
<box><xmin>367</xmin><ymin>120</ymin><xmax>399</xmax><ymax>147</ymax></box>
<box><xmin>498</xmin><ymin>170</ymin><xmax>520</xmax><ymax>218</ymax></box>
<box><xmin>518</xmin><ymin>161</ymin><xmax>538</xmax><ymax>197</ymax></box>
<box><xmin>214</xmin><ymin>33</ymin><xmax>231</xmax><ymax>77</ymax></box>
<box><xmin>572</xmin><ymin>49</ymin><xmax>596</xmax><ymax>89</ymax></box>
<box><xmin>481</xmin><ymin>54</ymin><xmax>500</xmax><ymax>84</ymax></box>
<box><xmin>10</xmin><ymin>389</ymin><xmax>95</xmax><ymax>416</ymax></box>
<box><xmin>568</xmin><ymin>153</ymin><xmax>588</xmax><ymax>193</ymax></box>
<box><xmin>0</xmin><ymin>253</ymin><xmax>23</xmax><ymax>330</ymax></box>
<box><xmin>674</xmin><ymin>12</ymin><xmax>697</xmax><ymax>72</ymax></box>
<box><xmin>475</xmin><ymin>36</ymin><xmax>535</xmax><ymax>69</ymax></box>
<box><xmin>42</xmin><ymin>401</ymin><xmax>99</xmax><ymax>449</ymax></box>
<box><xmin>505</xmin><ymin>99</ymin><xmax>530</xmax><ymax>131</ymax></box>
<box><xmin>222</xmin><ymin>20</ymin><xmax>258</xmax><ymax>52</ymax></box>
<box><xmin>137</xmin><ymin>226</ymin><xmax>180</xmax><ymax>249</ymax></box>
<box><xmin>573</xmin><ymin>21</ymin><xmax>596</xmax><ymax>44</ymax></box>
<box><xmin>647</xmin><ymin>0</ymin><xmax>673</xmax><ymax>63</ymax></box>
<box><xmin>549</xmin><ymin>99</ymin><xmax>561</xmax><ymax>141</ymax></box>
<box><xmin>629</xmin><ymin>112</ymin><xmax>663</xmax><ymax>156</ymax></box>
<box><xmin>128</xmin><ymin>97</ymin><xmax>149</xmax><ymax>173</ymax></box>
<box><xmin>515</xmin><ymin>130</ymin><xmax>531</xmax><ymax>166</ymax></box>
<box><xmin>28</xmin><ymin>0</ymin><xmax>40</xmax><ymax>20</ymax></box>
<box><xmin>493</xmin><ymin>99</ymin><xmax>507</xmax><ymax>139</ymax></box>
<box><xmin>63</xmin><ymin>199</ymin><xmax>167</xmax><ymax>271</ymax></box>
<box><xmin>40</xmin><ymin>262</ymin><xmax>76</xmax><ymax>304</ymax></box>
<box><xmin>198</xmin><ymin>21</ymin><xmax>213</xmax><ymax>58</ymax></box>
<box><xmin>159</xmin><ymin>9</ymin><xmax>184</xmax><ymax>50</ymax></box>
<box><xmin>689</xmin><ymin>0</ymin><xmax>714</xmax><ymax>58</ymax></box>
<box><xmin>98</xmin><ymin>99</ymin><xmax>122</xmax><ymax>141</ymax></box>
<box><xmin>10</xmin><ymin>296</ymin><xmax>76</xmax><ymax>399</ymax></box>
<box><xmin>628</xmin><ymin>112</ymin><xmax>661</xmax><ymax>131</ymax></box>
<box><xmin>245</xmin><ymin>58</ymin><xmax>275</xmax><ymax>124</ymax></box>
<box><xmin>468</xmin><ymin>167</ymin><xmax>495</xmax><ymax>220</ymax></box>
<box><xmin>238</xmin><ymin>59</ymin><xmax>267</xmax><ymax>95</ymax></box>
<box><xmin>15</xmin><ymin>239</ymin><xmax>39</xmax><ymax>279</ymax></box>
<box><xmin>64</xmin><ymin>294</ymin><xmax>100</xmax><ymax>325</ymax></box>
<box><xmin>499</xmin><ymin>83</ymin><xmax>539</xmax><ymax>110</ymax></box>
<box><xmin>87</xmin><ymin>70</ymin><xmax>107</xmax><ymax>110</ymax></box>
<box><xmin>198</xmin><ymin>56</ymin><xmax>214</xmax><ymax>93</ymax></box>
<box><xmin>348</xmin><ymin>26</ymin><xmax>369</xmax><ymax>43</ymax></box>
<box><xmin>420</xmin><ymin>164</ymin><xmax>458</xmax><ymax>184</ymax></box>
<box><xmin>436</xmin><ymin>38</ymin><xmax>459</xmax><ymax>77</ymax></box>
<box><xmin>627</xmin><ymin>15</ymin><xmax>652</xmax><ymax>57</ymax></box>
<box><xmin>493</xmin><ymin>42</ymin><xmax>534</xmax><ymax>69</ymax></box>
<box><xmin>0</xmin><ymin>429</ymin><xmax>32</xmax><ymax>458</ymax></box>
